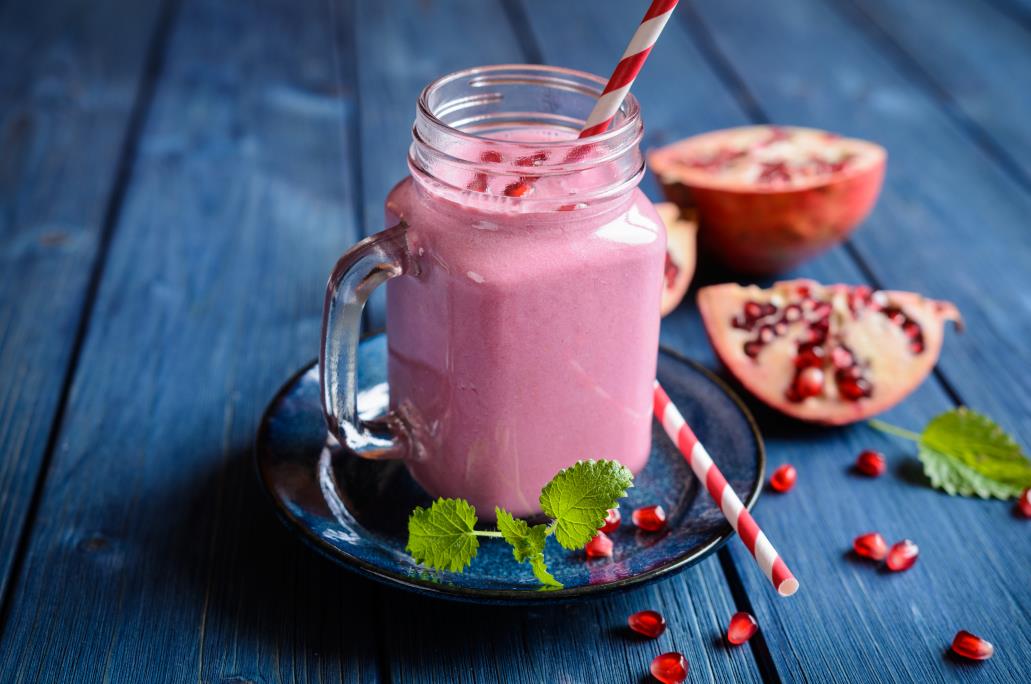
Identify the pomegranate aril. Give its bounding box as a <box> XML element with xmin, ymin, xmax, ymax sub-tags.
<box><xmin>758</xmin><ymin>325</ymin><xmax>775</xmax><ymax>343</ymax></box>
<box><xmin>744</xmin><ymin>301</ymin><xmax>763</xmax><ymax>320</ymax></box>
<box><xmin>784</xmin><ymin>304</ymin><xmax>802</xmax><ymax>322</ymax></box>
<box><xmin>793</xmin><ymin>366</ymin><xmax>825</xmax><ymax>399</ymax></box>
<box><xmin>727</xmin><ymin>612</ymin><xmax>758</xmax><ymax>645</ymax></box>
<box><xmin>830</xmin><ymin>346</ymin><xmax>854</xmax><ymax>369</ymax></box>
<box><xmin>794</xmin><ymin>343</ymin><xmax>825</xmax><ymax>369</ymax></box>
<box><xmin>467</xmin><ymin>173</ymin><xmax>488</xmax><ymax>193</ymax></box>
<box><xmin>951</xmin><ymin>631</ymin><xmax>994</xmax><ymax>661</ymax></box>
<box><xmin>909</xmin><ymin>340</ymin><xmax>925</xmax><ymax>354</ymax></box>
<box><xmin>885</xmin><ymin>539</ymin><xmax>918</xmax><ymax>571</ymax></box>
<box><xmin>584</xmin><ymin>531</ymin><xmax>613</xmax><ymax>559</ymax></box>
<box><xmin>1017</xmin><ymin>488</ymin><xmax>1031</xmax><ymax>518</ymax></box>
<box><xmin>770</xmin><ymin>464</ymin><xmax>797</xmax><ymax>493</ymax></box>
<box><xmin>515</xmin><ymin>150</ymin><xmax>548</xmax><ymax>167</ymax></box>
<box><xmin>480</xmin><ymin>150</ymin><xmax>502</xmax><ymax>163</ymax></box>
<box><xmin>732</xmin><ymin>315</ymin><xmax>750</xmax><ymax>330</ymax></box>
<box><xmin>761</xmin><ymin>303</ymin><xmax>778</xmax><ymax>317</ymax></box>
<box><xmin>627</xmin><ymin>609</ymin><xmax>666</xmax><ymax>639</ymax></box>
<box><xmin>852</xmin><ymin>532</ymin><xmax>888</xmax><ymax>561</ymax></box>
<box><xmin>774</xmin><ymin>321</ymin><xmax>788</xmax><ymax>336</ymax></box>
<box><xmin>838</xmin><ymin>375</ymin><xmax>872</xmax><ymax>401</ymax></box>
<box><xmin>650</xmin><ymin>652</ymin><xmax>688</xmax><ymax>684</ymax></box>
<box><xmin>855</xmin><ymin>449</ymin><xmax>886</xmax><ymax>477</ymax></box>
<box><xmin>503</xmin><ymin>180</ymin><xmax>533</xmax><ymax>197</ymax></box>
<box><xmin>744</xmin><ymin>341</ymin><xmax>763</xmax><ymax>359</ymax></box>
<box><xmin>601</xmin><ymin>508</ymin><xmax>621</xmax><ymax>533</ymax></box>
<box><xmin>632</xmin><ymin>505</ymin><xmax>667</xmax><ymax>532</ymax></box>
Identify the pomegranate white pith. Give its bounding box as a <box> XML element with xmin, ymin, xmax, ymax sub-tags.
<box><xmin>698</xmin><ymin>279</ymin><xmax>961</xmax><ymax>425</ymax></box>
<box><xmin>649</xmin><ymin>126</ymin><xmax>886</xmax><ymax>275</ymax></box>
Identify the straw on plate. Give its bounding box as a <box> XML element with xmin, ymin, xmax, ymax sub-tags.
<box><xmin>578</xmin><ymin>0</ymin><xmax>798</xmax><ymax>597</ymax></box>
<box><xmin>654</xmin><ymin>382</ymin><xmax>799</xmax><ymax>597</ymax></box>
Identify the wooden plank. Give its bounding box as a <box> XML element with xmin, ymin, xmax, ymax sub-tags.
<box><xmin>668</xmin><ymin>0</ymin><xmax>1031</xmax><ymax>680</ymax></box>
<box><xmin>352</xmin><ymin>1</ymin><xmax>760</xmax><ymax>681</ymax></box>
<box><xmin>850</xmin><ymin>0</ymin><xmax>1031</xmax><ymax>187</ymax></box>
<box><xmin>0</xmin><ymin>0</ymin><xmax>379</xmax><ymax>681</ymax></box>
<box><xmin>0</xmin><ymin>0</ymin><xmax>165</xmax><ymax>606</ymax></box>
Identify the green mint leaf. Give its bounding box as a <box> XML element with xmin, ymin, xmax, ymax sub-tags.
<box><xmin>496</xmin><ymin>508</ymin><xmax>562</xmax><ymax>588</ymax></box>
<box><xmin>529</xmin><ymin>555</ymin><xmax>563</xmax><ymax>588</ymax></box>
<box><xmin>539</xmin><ymin>459</ymin><xmax>633</xmax><ymax>550</ymax></box>
<box><xmin>495</xmin><ymin>508</ymin><xmax>548</xmax><ymax>562</ymax></box>
<box><xmin>406</xmin><ymin>498</ymin><xmax>479</xmax><ymax>572</ymax></box>
<box><xmin>918</xmin><ymin>408</ymin><xmax>1031</xmax><ymax>499</ymax></box>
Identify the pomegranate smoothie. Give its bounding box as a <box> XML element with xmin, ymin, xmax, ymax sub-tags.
<box><xmin>386</xmin><ymin>122</ymin><xmax>664</xmax><ymax>517</ymax></box>
<box><xmin>318</xmin><ymin>66</ymin><xmax>666</xmax><ymax>518</ymax></box>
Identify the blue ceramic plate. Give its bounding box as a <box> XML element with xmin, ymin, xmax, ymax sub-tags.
<box><xmin>256</xmin><ymin>334</ymin><xmax>764</xmax><ymax>604</ymax></box>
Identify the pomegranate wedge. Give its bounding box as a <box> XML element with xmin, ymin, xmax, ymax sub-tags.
<box><xmin>698</xmin><ymin>279</ymin><xmax>961</xmax><ymax>425</ymax></box>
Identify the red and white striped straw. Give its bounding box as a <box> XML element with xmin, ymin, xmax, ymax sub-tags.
<box><xmin>654</xmin><ymin>381</ymin><xmax>799</xmax><ymax>597</ymax></box>
<box><xmin>579</xmin><ymin>0</ymin><xmax>679</xmax><ymax>138</ymax></box>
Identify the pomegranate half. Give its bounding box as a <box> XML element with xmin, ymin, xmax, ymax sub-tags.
<box><xmin>698</xmin><ymin>279</ymin><xmax>961</xmax><ymax>425</ymax></box>
<box><xmin>649</xmin><ymin>126</ymin><xmax>886</xmax><ymax>275</ymax></box>
<box><xmin>655</xmin><ymin>202</ymin><xmax>697</xmax><ymax>316</ymax></box>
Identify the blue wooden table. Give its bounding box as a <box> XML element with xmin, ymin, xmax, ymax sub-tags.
<box><xmin>2</xmin><ymin>0</ymin><xmax>1029</xmax><ymax>681</ymax></box>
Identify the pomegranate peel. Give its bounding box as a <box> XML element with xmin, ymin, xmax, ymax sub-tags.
<box><xmin>698</xmin><ymin>279</ymin><xmax>962</xmax><ymax>425</ymax></box>
<box><xmin>649</xmin><ymin>126</ymin><xmax>886</xmax><ymax>275</ymax></box>
<box><xmin>655</xmin><ymin>202</ymin><xmax>697</xmax><ymax>316</ymax></box>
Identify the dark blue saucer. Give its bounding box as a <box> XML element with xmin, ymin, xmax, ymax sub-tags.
<box><xmin>256</xmin><ymin>334</ymin><xmax>764</xmax><ymax>604</ymax></box>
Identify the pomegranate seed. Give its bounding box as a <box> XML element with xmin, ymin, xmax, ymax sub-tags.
<box><xmin>852</xmin><ymin>532</ymin><xmax>888</xmax><ymax>561</ymax></box>
<box><xmin>627</xmin><ymin>609</ymin><xmax>666</xmax><ymax>639</ymax></box>
<box><xmin>584</xmin><ymin>531</ymin><xmax>613</xmax><ymax>559</ymax></box>
<box><xmin>838</xmin><ymin>376</ymin><xmax>872</xmax><ymax>401</ymax></box>
<box><xmin>774</xmin><ymin>321</ymin><xmax>788</xmax><ymax>336</ymax></box>
<box><xmin>761</xmin><ymin>303</ymin><xmax>778</xmax><ymax>317</ymax></box>
<box><xmin>758</xmin><ymin>325</ymin><xmax>775</xmax><ymax>343</ymax></box>
<box><xmin>902</xmin><ymin>320</ymin><xmax>921</xmax><ymax>339</ymax></box>
<box><xmin>467</xmin><ymin>172</ymin><xmax>488</xmax><ymax>193</ymax></box>
<box><xmin>951</xmin><ymin>630</ymin><xmax>994</xmax><ymax>661</ymax></box>
<box><xmin>727</xmin><ymin>612</ymin><xmax>758</xmax><ymax>645</ymax></box>
<box><xmin>515</xmin><ymin>150</ymin><xmax>547</xmax><ymax>167</ymax></box>
<box><xmin>744</xmin><ymin>301</ymin><xmax>763</xmax><ymax>320</ymax></box>
<box><xmin>770</xmin><ymin>464</ymin><xmax>797</xmax><ymax>493</ymax></box>
<box><xmin>732</xmin><ymin>315</ymin><xmax>750</xmax><ymax>330</ymax></box>
<box><xmin>830</xmin><ymin>346</ymin><xmax>854</xmax><ymax>369</ymax></box>
<box><xmin>794</xmin><ymin>366</ymin><xmax>824</xmax><ymax>399</ymax></box>
<box><xmin>503</xmin><ymin>180</ymin><xmax>533</xmax><ymax>197</ymax></box>
<box><xmin>797</xmin><ymin>284</ymin><xmax>811</xmax><ymax>298</ymax></box>
<box><xmin>601</xmin><ymin>508</ymin><xmax>621</xmax><ymax>533</ymax></box>
<box><xmin>744</xmin><ymin>341</ymin><xmax>763</xmax><ymax>358</ymax></box>
<box><xmin>784</xmin><ymin>304</ymin><xmax>802</xmax><ymax>322</ymax></box>
<box><xmin>1017</xmin><ymin>488</ymin><xmax>1031</xmax><ymax>518</ymax></box>
<box><xmin>794</xmin><ymin>343</ymin><xmax>825</xmax><ymax>368</ymax></box>
<box><xmin>650</xmin><ymin>652</ymin><xmax>688</xmax><ymax>684</ymax></box>
<box><xmin>480</xmin><ymin>150</ymin><xmax>502</xmax><ymax>163</ymax></box>
<box><xmin>909</xmin><ymin>340</ymin><xmax>925</xmax><ymax>354</ymax></box>
<box><xmin>855</xmin><ymin>450</ymin><xmax>886</xmax><ymax>477</ymax></box>
<box><xmin>885</xmin><ymin>539</ymin><xmax>918</xmax><ymax>571</ymax></box>
<box><xmin>632</xmin><ymin>505</ymin><xmax>667</xmax><ymax>532</ymax></box>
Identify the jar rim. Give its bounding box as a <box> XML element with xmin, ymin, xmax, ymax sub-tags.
<box><xmin>416</xmin><ymin>64</ymin><xmax>641</xmax><ymax>149</ymax></box>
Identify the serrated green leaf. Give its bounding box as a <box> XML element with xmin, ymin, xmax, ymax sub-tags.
<box><xmin>530</xmin><ymin>555</ymin><xmax>563</xmax><ymax>588</ymax></box>
<box><xmin>918</xmin><ymin>408</ymin><xmax>1031</xmax><ymax>499</ymax></box>
<box><xmin>495</xmin><ymin>508</ymin><xmax>548</xmax><ymax>562</ymax></box>
<box><xmin>539</xmin><ymin>460</ymin><xmax>634</xmax><ymax>549</ymax></box>
<box><xmin>496</xmin><ymin>508</ymin><xmax>562</xmax><ymax>587</ymax></box>
<box><xmin>406</xmin><ymin>498</ymin><xmax>479</xmax><ymax>572</ymax></box>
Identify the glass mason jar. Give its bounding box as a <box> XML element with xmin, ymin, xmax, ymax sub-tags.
<box><xmin>321</xmin><ymin>65</ymin><xmax>665</xmax><ymax>517</ymax></box>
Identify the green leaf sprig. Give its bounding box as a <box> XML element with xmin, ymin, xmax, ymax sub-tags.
<box><xmin>870</xmin><ymin>408</ymin><xmax>1031</xmax><ymax>499</ymax></box>
<box><xmin>405</xmin><ymin>459</ymin><xmax>634</xmax><ymax>588</ymax></box>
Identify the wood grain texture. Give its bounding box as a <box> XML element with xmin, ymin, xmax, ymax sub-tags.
<box><xmin>848</xmin><ymin>0</ymin><xmax>1031</xmax><ymax>188</ymax></box>
<box><xmin>0</xmin><ymin>0</ymin><xmax>379</xmax><ymax>681</ymax></box>
<box><xmin>0</xmin><ymin>0</ymin><xmax>165</xmax><ymax>605</ymax></box>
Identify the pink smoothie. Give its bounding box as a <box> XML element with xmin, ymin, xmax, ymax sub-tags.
<box><xmin>385</xmin><ymin>129</ymin><xmax>665</xmax><ymax>517</ymax></box>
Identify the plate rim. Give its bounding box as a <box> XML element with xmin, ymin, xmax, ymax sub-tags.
<box><xmin>255</xmin><ymin>338</ymin><xmax>766</xmax><ymax>604</ymax></box>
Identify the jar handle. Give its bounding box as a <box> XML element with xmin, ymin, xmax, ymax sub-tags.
<box><xmin>319</xmin><ymin>221</ymin><xmax>412</xmax><ymax>460</ymax></box>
